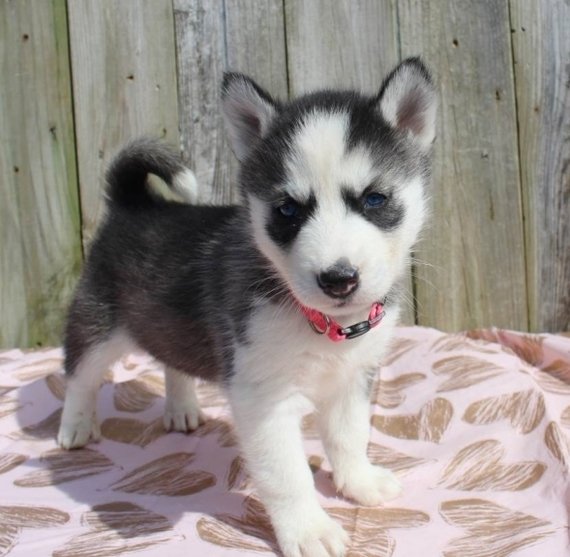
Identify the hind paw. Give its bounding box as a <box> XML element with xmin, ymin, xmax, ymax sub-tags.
<box><xmin>163</xmin><ymin>401</ymin><xmax>205</xmax><ymax>432</ymax></box>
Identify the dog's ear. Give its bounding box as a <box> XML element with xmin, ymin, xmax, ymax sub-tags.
<box><xmin>377</xmin><ymin>58</ymin><xmax>437</xmax><ymax>150</ymax></box>
<box><xmin>221</xmin><ymin>73</ymin><xmax>278</xmax><ymax>162</ymax></box>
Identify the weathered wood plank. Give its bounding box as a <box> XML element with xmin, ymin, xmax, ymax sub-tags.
<box><xmin>68</xmin><ymin>0</ymin><xmax>179</xmax><ymax>246</ymax></box>
<box><xmin>510</xmin><ymin>1</ymin><xmax>570</xmax><ymax>332</ymax></box>
<box><xmin>284</xmin><ymin>0</ymin><xmax>416</xmax><ymax>324</ymax></box>
<box><xmin>399</xmin><ymin>0</ymin><xmax>528</xmax><ymax>331</ymax></box>
<box><xmin>0</xmin><ymin>0</ymin><xmax>82</xmax><ymax>348</ymax></box>
<box><xmin>174</xmin><ymin>0</ymin><xmax>232</xmax><ymax>203</ymax></box>
<box><xmin>225</xmin><ymin>0</ymin><xmax>288</xmax><ymax>97</ymax></box>
<box><xmin>285</xmin><ymin>0</ymin><xmax>399</xmax><ymax>93</ymax></box>
<box><xmin>174</xmin><ymin>0</ymin><xmax>288</xmax><ymax>203</ymax></box>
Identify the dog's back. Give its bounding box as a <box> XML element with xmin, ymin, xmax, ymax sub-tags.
<box><xmin>64</xmin><ymin>140</ymin><xmax>241</xmax><ymax>380</ymax></box>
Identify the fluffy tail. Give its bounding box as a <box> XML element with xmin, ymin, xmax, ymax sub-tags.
<box><xmin>105</xmin><ymin>138</ymin><xmax>199</xmax><ymax>208</ymax></box>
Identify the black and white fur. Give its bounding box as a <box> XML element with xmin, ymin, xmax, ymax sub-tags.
<box><xmin>58</xmin><ymin>58</ymin><xmax>436</xmax><ymax>557</ymax></box>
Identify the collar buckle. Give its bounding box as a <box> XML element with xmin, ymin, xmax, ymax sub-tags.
<box><xmin>340</xmin><ymin>320</ymin><xmax>371</xmax><ymax>340</ymax></box>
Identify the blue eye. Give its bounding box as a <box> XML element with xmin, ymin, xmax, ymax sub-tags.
<box><xmin>364</xmin><ymin>192</ymin><xmax>387</xmax><ymax>208</ymax></box>
<box><xmin>277</xmin><ymin>200</ymin><xmax>299</xmax><ymax>218</ymax></box>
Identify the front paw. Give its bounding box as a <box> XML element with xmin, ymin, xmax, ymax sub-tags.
<box><xmin>57</xmin><ymin>414</ymin><xmax>100</xmax><ymax>449</ymax></box>
<box><xmin>274</xmin><ymin>505</ymin><xmax>349</xmax><ymax>557</ymax></box>
<box><xmin>338</xmin><ymin>464</ymin><xmax>402</xmax><ymax>506</ymax></box>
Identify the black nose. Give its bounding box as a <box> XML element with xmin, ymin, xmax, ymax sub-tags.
<box><xmin>317</xmin><ymin>262</ymin><xmax>359</xmax><ymax>298</ymax></box>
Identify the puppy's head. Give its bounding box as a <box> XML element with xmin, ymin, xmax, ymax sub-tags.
<box><xmin>222</xmin><ymin>59</ymin><xmax>436</xmax><ymax>317</ymax></box>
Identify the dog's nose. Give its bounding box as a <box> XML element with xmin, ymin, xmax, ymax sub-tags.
<box><xmin>317</xmin><ymin>262</ymin><xmax>359</xmax><ymax>298</ymax></box>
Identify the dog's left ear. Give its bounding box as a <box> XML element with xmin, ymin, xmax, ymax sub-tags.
<box><xmin>221</xmin><ymin>73</ymin><xmax>278</xmax><ymax>162</ymax></box>
<box><xmin>377</xmin><ymin>58</ymin><xmax>437</xmax><ymax>150</ymax></box>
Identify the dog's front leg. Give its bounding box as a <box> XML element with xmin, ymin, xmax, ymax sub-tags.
<box><xmin>317</xmin><ymin>372</ymin><xmax>402</xmax><ymax>506</ymax></box>
<box><xmin>229</xmin><ymin>382</ymin><xmax>349</xmax><ymax>557</ymax></box>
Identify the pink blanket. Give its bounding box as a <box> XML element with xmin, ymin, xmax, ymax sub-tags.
<box><xmin>0</xmin><ymin>327</ymin><xmax>569</xmax><ymax>556</ymax></box>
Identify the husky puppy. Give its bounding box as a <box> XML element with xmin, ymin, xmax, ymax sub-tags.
<box><xmin>58</xmin><ymin>58</ymin><xmax>436</xmax><ymax>557</ymax></box>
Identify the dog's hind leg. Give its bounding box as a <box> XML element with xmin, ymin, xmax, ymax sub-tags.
<box><xmin>58</xmin><ymin>329</ymin><xmax>133</xmax><ymax>449</ymax></box>
<box><xmin>163</xmin><ymin>367</ymin><xmax>205</xmax><ymax>432</ymax></box>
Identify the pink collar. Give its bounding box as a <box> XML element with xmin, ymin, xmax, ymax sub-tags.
<box><xmin>299</xmin><ymin>301</ymin><xmax>385</xmax><ymax>342</ymax></box>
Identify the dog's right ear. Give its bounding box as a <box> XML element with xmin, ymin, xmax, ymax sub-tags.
<box><xmin>221</xmin><ymin>73</ymin><xmax>278</xmax><ymax>162</ymax></box>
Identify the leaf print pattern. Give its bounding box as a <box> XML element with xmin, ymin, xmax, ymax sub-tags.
<box><xmin>14</xmin><ymin>448</ymin><xmax>114</xmax><ymax>487</ymax></box>
<box><xmin>561</xmin><ymin>406</ymin><xmax>570</xmax><ymax>429</ymax></box>
<box><xmin>0</xmin><ymin>396</ymin><xmax>21</xmax><ymax>420</ymax></box>
<box><xmin>439</xmin><ymin>440</ymin><xmax>545</xmax><ymax>491</ymax></box>
<box><xmin>440</xmin><ymin>498</ymin><xmax>554</xmax><ymax>557</ymax></box>
<box><xmin>10</xmin><ymin>408</ymin><xmax>62</xmax><ymax>440</ymax></box>
<box><xmin>462</xmin><ymin>390</ymin><xmax>545</xmax><ymax>434</ymax></box>
<box><xmin>113</xmin><ymin>377</ymin><xmax>164</xmax><ymax>412</ymax></box>
<box><xmin>0</xmin><ymin>454</ymin><xmax>27</xmax><ymax>475</ymax></box>
<box><xmin>373</xmin><ymin>373</ymin><xmax>427</xmax><ymax>409</ymax></box>
<box><xmin>45</xmin><ymin>373</ymin><xmax>66</xmax><ymax>400</ymax></box>
<box><xmin>382</xmin><ymin>337</ymin><xmax>419</xmax><ymax>366</ymax></box>
<box><xmin>0</xmin><ymin>329</ymin><xmax>569</xmax><ymax>556</ymax></box>
<box><xmin>329</xmin><ymin>507</ymin><xmax>430</xmax><ymax>557</ymax></box>
<box><xmin>371</xmin><ymin>398</ymin><xmax>453</xmax><ymax>443</ymax></box>
<box><xmin>433</xmin><ymin>356</ymin><xmax>505</xmax><ymax>392</ymax></box>
<box><xmin>14</xmin><ymin>357</ymin><xmax>63</xmax><ymax>381</ymax></box>
<box><xmin>544</xmin><ymin>421</ymin><xmax>570</xmax><ymax>469</ymax></box>
<box><xmin>53</xmin><ymin>502</ymin><xmax>177</xmax><ymax>557</ymax></box>
<box><xmin>0</xmin><ymin>505</ymin><xmax>69</xmax><ymax>557</ymax></box>
<box><xmin>111</xmin><ymin>453</ymin><xmax>216</xmax><ymax>496</ymax></box>
<box><xmin>197</xmin><ymin>496</ymin><xmax>277</xmax><ymax>553</ymax></box>
<box><xmin>100</xmin><ymin>417</ymin><xmax>165</xmax><ymax>447</ymax></box>
<box><xmin>367</xmin><ymin>443</ymin><xmax>428</xmax><ymax>473</ymax></box>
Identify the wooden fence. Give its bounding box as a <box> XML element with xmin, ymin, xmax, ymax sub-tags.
<box><xmin>1</xmin><ymin>0</ymin><xmax>569</xmax><ymax>348</ymax></box>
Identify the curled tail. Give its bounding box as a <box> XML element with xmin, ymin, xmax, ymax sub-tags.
<box><xmin>105</xmin><ymin>137</ymin><xmax>198</xmax><ymax>208</ymax></box>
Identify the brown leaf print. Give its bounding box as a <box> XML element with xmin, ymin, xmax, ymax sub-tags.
<box><xmin>439</xmin><ymin>440</ymin><xmax>545</xmax><ymax>491</ymax></box>
<box><xmin>100</xmin><ymin>417</ymin><xmax>165</xmax><ymax>447</ymax></box>
<box><xmin>53</xmin><ymin>502</ymin><xmax>176</xmax><ymax>557</ymax></box>
<box><xmin>502</xmin><ymin>333</ymin><xmax>545</xmax><ymax>367</ymax></box>
<box><xmin>111</xmin><ymin>452</ymin><xmax>216</xmax><ymax>496</ymax></box>
<box><xmin>14</xmin><ymin>448</ymin><xmax>114</xmax><ymax>487</ymax></box>
<box><xmin>45</xmin><ymin>373</ymin><xmax>66</xmax><ymax>400</ymax></box>
<box><xmin>302</xmin><ymin>413</ymin><xmax>319</xmax><ymax>439</ymax></box>
<box><xmin>544</xmin><ymin>421</ymin><xmax>570</xmax><ymax>469</ymax></box>
<box><xmin>197</xmin><ymin>517</ymin><xmax>273</xmax><ymax>553</ymax></box>
<box><xmin>0</xmin><ymin>453</ymin><xmax>27</xmax><ymax>475</ymax></box>
<box><xmin>0</xmin><ymin>386</ymin><xmax>15</xmax><ymax>397</ymax></box>
<box><xmin>373</xmin><ymin>373</ymin><xmax>426</xmax><ymax>409</ymax></box>
<box><xmin>196</xmin><ymin>379</ymin><xmax>227</xmax><ymax>407</ymax></box>
<box><xmin>440</xmin><ymin>498</ymin><xmax>554</xmax><ymax>557</ymax></box>
<box><xmin>227</xmin><ymin>455</ymin><xmax>250</xmax><ymax>490</ymax></box>
<box><xmin>431</xmin><ymin>334</ymin><xmax>498</xmax><ymax>354</ymax></box>
<box><xmin>542</xmin><ymin>359</ymin><xmax>570</xmax><ymax>384</ymax></box>
<box><xmin>382</xmin><ymin>338</ymin><xmax>418</xmax><ymax>366</ymax></box>
<box><xmin>0</xmin><ymin>524</ymin><xmax>18</xmax><ymax>557</ymax></box>
<box><xmin>433</xmin><ymin>356</ymin><xmax>505</xmax><ymax>392</ymax></box>
<box><xmin>329</xmin><ymin>507</ymin><xmax>430</xmax><ymax>557</ymax></box>
<box><xmin>197</xmin><ymin>496</ymin><xmax>277</xmax><ymax>553</ymax></box>
<box><xmin>0</xmin><ymin>506</ymin><xmax>69</xmax><ymax>557</ymax></box>
<box><xmin>371</xmin><ymin>397</ymin><xmax>453</xmax><ymax>443</ymax></box>
<box><xmin>14</xmin><ymin>357</ymin><xmax>63</xmax><ymax>381</ymax></box>
<box><xmin>561</xmin><ymin>406</ymin><xmax>570</xmax><ymax>429</ymax></box>
<box><xmin>367</xmin><ymin>443</ymin><xmax>428</xmax><ymax>473</ymax></box>
<box><xmin>10</xmin><ymin>408</ymin><xmax>62</xmax><ymax>440</ymax></box>
<box><xmin>0</xmin><ymin>505</ymin><xmax>69</xmax><ymax>527</ymax></box>
<box><xmin>530</xmin><ymin>370</ymin><xmax>570</xmax><ymax>395</ymax></box>
<box><xmin>462</xmin><ymin>390</ymin><xmax>545</xmax><ymax>434</ymax></box>
<box><xmin>113</xmin><ymin>377</ymin><xmax>163</xmax><ymax>412</ymax></box>
<box><xmin>0</xmin><ymin>397</ymin><xmax>21</xmax><ymax>420</ymax></box>
<box><xmin>196</xmin><ymin>417</ymin><xmax>237</xmax><ymax>447</ymax></box>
